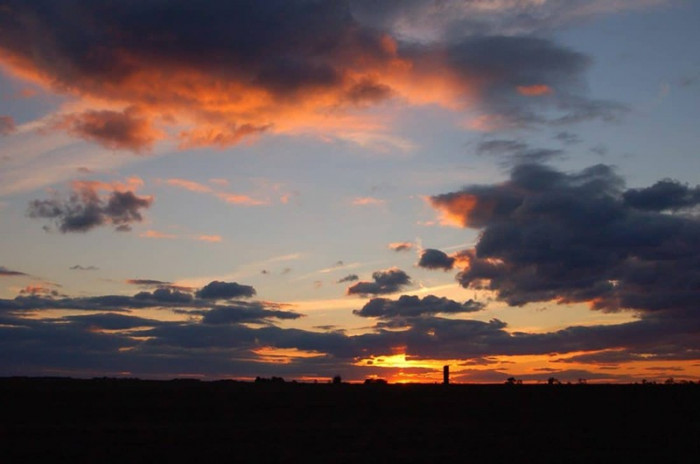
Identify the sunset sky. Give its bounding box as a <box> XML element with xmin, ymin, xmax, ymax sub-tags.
<box><xmin>1</xmin><ymin>0</ymin><xmax>699</xmax><ymax>383</ymax></box>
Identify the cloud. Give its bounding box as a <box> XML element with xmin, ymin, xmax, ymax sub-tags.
<box><xmin>554</xmin><ymin>131</ymin><xmax>581</xmax><ymax>145</ymax></box>
<box><xmin>417</xmin><ymin>249</ymin><xmax>456</xmax><ymax>271</ymax></box>
<box><xmin>0</xmin><ymin>280</ymin><xmax>698</xmax><ymax>379</ymax></box>
<box><xmin>429</xmin><ymin>163</ymin><xmax>700</xmax><ymax>316</ymax></box>
<box><xmin>69</xmin><ymin>265</ymin><xmax>99</xmax><ymax>271</ymax></box>
<box><xmin>0</xmin><ymin>266</ymin><xmax>28</xmax><ymax>277</ymax></box>
<box><xmin>623</xmin><ymin>179</ymin><xmax>700</xmax><ymax>212</ymax></box>
<box><xmin>347</xmin><ymin>268</ymin><xmax>411</xmax><ymax>296</ymax></box>
<box><xmin>196</xmin><ymin>281</ymin><xmax>256</xmax><ymax>300</ymax></box>
<box><xmin>0</xmin><ymin>279</ymin><xmax>256</xmax><ymax>314</ymax></box>
<box><xmin>165</xmin><ymin>178</ymin><xmax>268</xmax><ymax>206</ymax></box>
<box><xmin>388</xmin><ymin>242</ymin><xmax>413</xmax><ymax>252</ymax></box>
<box><xmin>140</xmin><ymin>230</ymin><xmax>177</xmax><ymax>239</ymax></box>
<box><xmin>0</xmin><ymin>0</ymin><xmax>627</xmax><ymax>152</ymax></box>
<box><xmin>126</xmin><ymin>279</ymin><xmax>173</xmax><ymax>287</ymax></box>
<box><xmin>134</xmin><ymin>288</ymin><xmax>194</xmax><ymax>304</ymax></box>
<box><xmin>352</xmin><ymin>197</ymin><xmax>385</xmax><ymax>206</ymax></box>
<box><xmin>0</xmin><ymin>115</ymin><xmax>16</xmax><ymax>135</ymax></box>
<box><xmin>476</xmin><ymin>139</ymin><xmax>565</xmax><ymax>166</ymax></box>
<box><xmin>195</xmin><ymin>235</ymin><xmax>222</xmax><ymax>243</ymax></box>
<box><xmin>354</xmin><ymin>294</ymin><xmax>484</xmax><ymax>319</ymax></box>
<box><xmin>337</xmin><ymin>274</ymin><xmax>359</xmax><ymax>284</ymax></box>
<box><xmin>63</xmin><ymin>313</ymin><xmax>167</xmax><ymax>330</ymax></box>
<box><xmin>27</xmin><ymin>179</ymin><xmax>153</xmax><ymax>232</ymax></box>
<box><xmin>198</xmin><ymin>302</ymin><xmax>303</xmax><ymax>325</ymax></box>
<box><xmin>52</xmin><ymin>107</ymin><xmax>160</xmax><ymax>152</ymax></box>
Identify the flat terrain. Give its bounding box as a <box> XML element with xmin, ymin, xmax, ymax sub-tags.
<box><xmin>1</xmin><ymin>378</ymin><xmax>698</xmax><ymax>463</ymax></box>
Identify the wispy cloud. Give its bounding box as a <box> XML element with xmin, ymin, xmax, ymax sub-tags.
<box><xmin>352</xmin><ymin>196</ymin><xmax>385</xmax><ymax>206</ymax></box>
<box><xmin>164</xmin><ymin>178</ymin><xmax>269</xmax><ymax>206</ymax></box>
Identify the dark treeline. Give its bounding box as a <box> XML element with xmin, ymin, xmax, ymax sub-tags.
<box><xmin>1</xmin><ymin>377</ymin><xmax>698</xmax><ymax>462</ymax></box>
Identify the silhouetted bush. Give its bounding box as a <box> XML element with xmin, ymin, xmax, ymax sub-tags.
<box><xmin>364</xmin><ymin>378</ymin><xmax>387</xmax><ymax>385</ymax></box>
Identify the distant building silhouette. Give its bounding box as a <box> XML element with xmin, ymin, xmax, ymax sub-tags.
<box><xmin>443</xmin><ymin>365</ymin><xmax>449</xmax><ymax>385</ymax></box>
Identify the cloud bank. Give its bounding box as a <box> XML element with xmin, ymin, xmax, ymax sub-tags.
<box><xmin>0</xmin><ymin>0</ymin><xmax>629</xmax><ymax>151</ymax></box>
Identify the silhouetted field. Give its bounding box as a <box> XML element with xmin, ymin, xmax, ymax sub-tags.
<box><xmin>1</xmin><ymin>377</ymin><xmax>698</xmax><ymax>463</ymax></box>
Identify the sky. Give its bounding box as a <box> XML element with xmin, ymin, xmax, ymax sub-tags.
<box><xmin>1</xmin><ymin>0</ymin><xmax>699</xmax><ymax>383</ymax></box>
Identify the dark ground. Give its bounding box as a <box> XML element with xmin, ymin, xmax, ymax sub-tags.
<box><xmin>1</xmin><ymin>377</ymin><xmax>698</xmax><ymax>463</ymax></box>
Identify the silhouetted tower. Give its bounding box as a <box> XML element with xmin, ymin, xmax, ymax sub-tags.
<box><xmin>443</xmin><ymin>365</ymin><xmax>449</xmax><ymax>385</ymax></box>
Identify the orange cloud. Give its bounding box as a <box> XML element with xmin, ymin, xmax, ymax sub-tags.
<box><xmin>195</xmin><ymin>235</ymin><xmax>222</xmax><ymax>243</ymax></box>
<box><xmin>516</xmin><ymin>84</ymin><xmax>553</xmax><ymax>96</ymax></box>
<box><xmin>165</xmin><ymin>179</ymin><xmax>213</xmax><ymax>194</ymax></box>
<box><xmin>352</xmin><ymin>196</ymin><xmax>385</xmax><ymax>206</ymax></box>
<box><xmin>72</xmin><ymin>177</ymin><xmax>144</xmax><ymax>194</ymax></box>
<box><xmin>140</xmin><ymin>229</ymin><xmax>222</xmax><ymax>243</ymax></box>
<box><xmin>52</xmin><ymin>107</ymin><xmax>161</xmax><ymax>152</ymax></box>
<box><xmin>389</xmin><ymin>242</ymin><xmax>413</xmax><ymax>251</ymax></box>
<box><xmin>0</xmin><ymin>3</ymin><xmax>606</xmax><ymax>151</ymax></box>
<box><xmin>140</xmin><ymin>230</ymin><xmax>177</xmax><ymax>239</ymax></box>
<box><xmin>216</xmin><ymin>193</ymin><xmax>268</xmax><ymax>206</ymax></box>
<box><xmin>429</xmin><ymin>194</ymin><xmax>478</xmax><ymax>227</ymax></box>
<box><xmin>164</xmin><ymin>177</ymin><xmax>268</xmax><ymax>206</ymax></box>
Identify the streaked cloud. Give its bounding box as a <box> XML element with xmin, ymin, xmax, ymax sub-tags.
<box><xmin>352</xmin><ymin>196</ymin><xmax>386</xmax><ymax>206</ymax></box>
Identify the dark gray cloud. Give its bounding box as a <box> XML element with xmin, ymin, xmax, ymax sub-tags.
<box><xmin>196</xmin><ymin>281</ymin><xmax>256</xmax><ymax>300</ymax></box>
<box><xmin>134</xmin><ymin>288</ymin><xmax>194</xmax><ymax>304</ymax></box>
<box><xmin>554</xmin><ymin>131</ymin><xmax>581</xmax><ymax>145</ymax></box>
<box><xmin>346</xmin><ymin>268</ymin><xmax>411</xmax><ymax>296</ymax></box>
<box><xmin>198</xmin><ymin>302</ymin><xmax>303</xmax><ymax>325</ymax></box>
<box><xmin>63</xmin><ymin>313</ymin><xmax>167</xmax><ymax>330</ymax></box>
<box><xmin>623</xmin><ymin>179</ymin><xmax>700</xmax><ymax>212</ymax></box>
<box><xmin>337</xmin><ymin>274</ymin><xmax>359</xmax><ymax>284</ymax></box>
<box><xmin>430</xmin><ymin>163</ymin><xmax>700</xmax><ymax>316</ymax></box>
<box><xmin>0</xmin><ymin>266</ymin><xmax>27</xmax><ymax>277</ymax></box>
<box><xmin>0</xmin><ymin>279</ymin><xmax>253</xmax><ymax>313</ymax></box>
<box><xmin>418</xmin><ymin>249</ymin><xmax>455</xmax><ymax>271</ymax></box>
<box><xmin>476</xmin><ymin>139</ymin><xmax>565</xmax><ymax>166</ymax></box>
<box><xmin>354</xmin><ymin>295</ymin><xmax>484</xmax><ymax>319</ymax></box>
<box><xmin>443</xmin><ymin>35</ymin><xmax>626</xmax><ymax>128</ymax></box>
<box><xmin>127</xmin><ymin>279</ymin><xmax>172</xmax><ymax>287</ymax></box>
<box><xmin>28</xmin><ymin>184</ymin><xmax>152</xmax><ymax>233</ymax></box>
<box><xmin>69</xmin><ymin>265</ymin><xmax>99</xmax><ymax>271</ymax></box>
<box><xmin>0</xmin><ymin>115</ymin><xmax>16</xmax><ymax>135</ymax></box>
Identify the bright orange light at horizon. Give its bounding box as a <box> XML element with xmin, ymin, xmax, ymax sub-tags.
<box><xmin>353</xmin><ymin>351</ymin><xmax>700</xmax><ymax>384</ymax></box>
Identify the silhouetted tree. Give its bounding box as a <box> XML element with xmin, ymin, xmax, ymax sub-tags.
<box><xmin>332</xmin><ymin>375</ymin><xmax>342</xmax><ymax>384</ymax></box>
<box><xmin>364</xmin><ymin>378</ymin><xmax>387</xmax><ymax>385</ymax></box>
<box><xmin>547</xmin><ymin>377</ymin><xmax>560</xmax><ymax>385</ymax></box>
